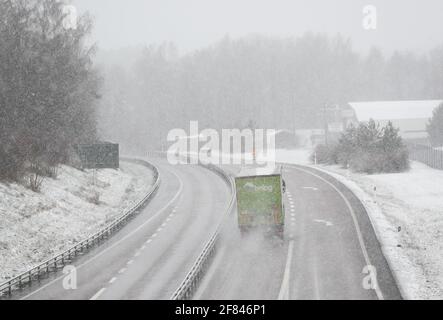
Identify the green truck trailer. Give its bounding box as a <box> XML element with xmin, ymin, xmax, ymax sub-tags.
<box><xmin>235</xmin><ymin>166</ymin><xmax>285</xmax><ymax>238</ymax></box>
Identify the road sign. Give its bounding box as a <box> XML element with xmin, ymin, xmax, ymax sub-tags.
<box><xmin>74</xmin><ymin>142</ymin><xmax>119</xmax><ymax>169</ymax></box>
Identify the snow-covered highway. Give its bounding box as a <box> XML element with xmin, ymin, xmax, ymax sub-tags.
<box><xmin>8</xmin><ymin>160</ymin><xmax>403</xmax><ymax>300</ymax></box>
<box><xmin>15</xmin><ymin>159</ymin><xmax>230</xmax><ymax>300</ymax></box>
<box><xmin>197</xmin><ymin>165</ymin><xmax>403</xmax><ymax>300</ymax></box>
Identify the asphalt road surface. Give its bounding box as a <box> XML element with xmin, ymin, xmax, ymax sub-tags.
<box><xmin>197</xmin><ymin>164</ymin><xmax>402</xmax><ymax>300</ymax></box>
<box><xmin>13</xmin><ymin>161</ymin><xmax>402</xmax><ymax>300</ymax></box>
<box><xmin>16</xmin><ymin>159</ymin><xmax>231</xmax><ymax>300</ymax></box>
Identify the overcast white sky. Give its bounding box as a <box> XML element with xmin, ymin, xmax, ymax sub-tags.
<box><xmin>72</xmin><ymin>0</ymin><xmax>443</xmax><ymax>55</ymax></box>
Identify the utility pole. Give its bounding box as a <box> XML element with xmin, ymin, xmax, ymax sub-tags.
<box><xmin>322</xmin><ymin>104</ymin><xmax>329</xmax><ymax>146</ymax></box>
<box><xmin>318</xmin><ymin>103</ymin><xmax>341</xmax><ymax>147</ymax></box>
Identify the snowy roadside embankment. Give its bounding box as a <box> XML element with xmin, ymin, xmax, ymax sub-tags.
<box><xmin>275</xmin><ymin>148</ymin><xmax>443</xmax><ymax>299</ymax></box>
<box><xmin>0</xmin><ymin>161</ymin><xmax>153</xmax><ymax>282</ymax></box>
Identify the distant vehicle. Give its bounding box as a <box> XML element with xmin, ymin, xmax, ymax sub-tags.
<box><xmin>234</xmin><ymin>166</ymin><xmax>285</xmax><ymax>238</ymax></box>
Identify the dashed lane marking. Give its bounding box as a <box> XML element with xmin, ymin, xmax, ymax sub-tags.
<box><xmin>90</xmin><ymin>288</ymin><xmax>106</xmax><ymax>300</ymax></box>
<box><xmin>21</xmin><ymin>165</ymin><xmax>185</xmax><ymax>300</ymax></box>
<box><xmin>287</xmin><ymin>165</ymin><xmax>384</xmax><ymax>300</ymax></box>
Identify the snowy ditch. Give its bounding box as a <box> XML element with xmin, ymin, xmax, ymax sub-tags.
<box><xmin>0</xmin><ymin>160</ymin><xmax>155</xmax><ymax>283</ymax></box>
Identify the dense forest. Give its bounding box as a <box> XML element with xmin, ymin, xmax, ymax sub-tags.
<box><xmin>0</xmin><ymin>0</ymin><xmax>100</xmax><ymax>185</ymax></box>
<box><xmin>98</xmin><ymin>34</ymin><xmax>443</xmax><ymax>154</ymax></box>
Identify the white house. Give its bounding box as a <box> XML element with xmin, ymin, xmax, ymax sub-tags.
<box><xmin>348</xmin><ymin>100</ymin><xmax>443</xmax><ymax>140</ymax></box>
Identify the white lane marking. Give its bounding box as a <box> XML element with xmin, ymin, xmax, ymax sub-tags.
<box><xmin>312</xmin><ymin>254</ymin><xmax>321</xmax><ymax>300</ymax></box>
<box><xmin>109</xmin><ymin>277</ymin><xmax>117</xmax><ymax>284</ymax></box>
<box><xmin>21</xmin><ymin>165</ymin><xmax>185</xmax><ymax>300</ymax></box>
<box><xmin>90</xmin><ymin>288</ymin><xmax>106</xmax><ymax>300</ymax></box>
<box><xmin>141</xmin><ymin>245</ymin><xmax>146</xmax><ymax>250</ymax></box>
<box><xmin>288</xmin><ymin>165</ymin><xmax>384</xmax><ymax>300</ymax></box>
<box><xmin>118</xmin><ymin>268</ymin><xmax>127</xmax><ymax>274</ymax></box>
<box><xmin>166</xmin><ymin>218</ymin><xmax>171</xmax><ymax>222</ymax></box>
<box><xmin>303</xmin><ymin>186</ymin><xmax>319</xmax><ymax>191</ymax></box>
<box><xmin>146</xmin><ymin>239</ymin><xmax>152</xmax><ymax>244</ymax></box>
<box><xmin>127</xmin><ymin>260</ymin><xmax>134</xmax><ymax>265</ymax></box>
<box><xmin>314</xmin><ymin>219</ymin><xmax>333</xmax><ymax>227</ymax></box>
<box><xmin>152</xmin><ymin>233</ymin><xmax>158</xmax><ymax>238</ymax></box>
<box><xmin>134</xmin><ymin>251</ymin><xmax>141</xmax><ymax>257</ymax></box>
<box><xmin>161</xmin><ymin>222</ymin><xmax>167</xmax><ymax>227</ymax></box>
<box><xmin>278</xmin><ymin>240</ymin><xmax>295</xmax><ymax>300</ymax></box>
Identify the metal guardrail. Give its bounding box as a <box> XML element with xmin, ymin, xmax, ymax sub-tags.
<box><xmin>171</xmin><ymin>162</ymin><xmax>236</xmax><ymax>300</ymax></box>
<box><xmin>0</xmin><ymin>158</ymin><xmax>160</xmax><ymax>298</ymax></box>
<box><xmin>119</xmin><ymin>152</ymin><xmax>236</xmax><ymax>300</ymax></box>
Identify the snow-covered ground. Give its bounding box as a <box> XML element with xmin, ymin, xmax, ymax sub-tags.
<box><xmin>171</xmin><ymin>148</ymin><xmax>312</xmax><ymax>167</ymax></box>
<box><xmin>0</xmin><ymin>161</ymin><xmax>153</xmax><ymax>282</ymax></box>
<box><xmin>274</xmin><ymin>148</ymin><xmax>443</xmax><ymax>300</ymax></box>
<box><xmin>273</xmin><ymin>148</ymin><xmax>312</xmax><ymax>165</ymax></box>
